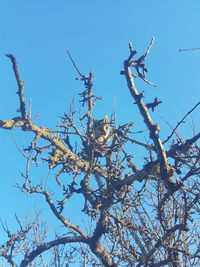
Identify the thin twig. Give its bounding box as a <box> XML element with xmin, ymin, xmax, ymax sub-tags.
<box><xmin>6</xmin><ymin>54</ymin><xmax>27</xmax><ymax>120</ymax></box>
<box><xmin>163</xmin><ymin>101</ymin><xmax>200</xmax><ymax>144</ymax></box>
<box><xmin>11</xmin><ymin>134</ymin><xmax>41</xmax><ymax>164</ymax></box>
<box><xmin>143</xmin><ymin>36</ymin><xmax>155</xmax><ymax>60</ymax></box>
<box><xmin>67</xmin><ymin>50</ymin><xmax>84</xmax><ymax>77</ymax></box>
<box><xmin>132</xmin><ymin>37</ymin><xmax>157</xmax><ymax>87</ymax></box>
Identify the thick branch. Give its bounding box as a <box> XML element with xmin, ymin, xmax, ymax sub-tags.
<box><xmin>89</xmin><ymin>239</ymin><xmax>117</xmax><ymax>267</ymax></box>
<box><xmin>0</xmin><ymin>117</ymin><xmax>108</xmax><ymax>178</ymax></box>
<box><xmin>123</xmin><ymin>46</ymin><xmax>172</xmax><ymax>187</ymax></box>
<box><xmin>21</xmin><ymin>187</ymin><xmax>88</xmax><ymax>239</ymax></box>
<box><xmin>20</xmin><ymin>236</ymin><xmax>86</xmax><ymax>267</ymax></box>
<box><xmin>167</xmin><ymin>131</ymin><xmax>200</xmax><ymax>156</ymax></box>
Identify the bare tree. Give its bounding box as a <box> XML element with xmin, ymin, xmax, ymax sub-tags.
<box><xmin>0</xmin><ymin>39</ymin><xmax>200</xmax><ymax>267</ymax></box>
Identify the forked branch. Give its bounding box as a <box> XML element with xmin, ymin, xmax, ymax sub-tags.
<box><xmin>122</xmin><ymin>38</ymin><xmax>175</xmax><ymax>189</ymax></box>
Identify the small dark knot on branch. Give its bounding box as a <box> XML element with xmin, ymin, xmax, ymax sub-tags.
<box><xmin>134</xmin><ymin>91</ymin><xmax>145</xmax><ymax>104</ymax></box>
<box><xmin>146</xmin><ymin>97</ymin><xmax>162</xmax><ymax>112</ymax></box>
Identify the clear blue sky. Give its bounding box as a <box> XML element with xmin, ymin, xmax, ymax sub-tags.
<box><xmin>0</xmin><ymin>0</ymin><xmax>200</xmax><ymax>263</ymax></box>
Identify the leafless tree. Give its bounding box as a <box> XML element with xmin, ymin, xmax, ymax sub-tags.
<box><xmin>0</xmin><ymin>39</ymin><xmax>200</xmax><ymax>267</ymax></box>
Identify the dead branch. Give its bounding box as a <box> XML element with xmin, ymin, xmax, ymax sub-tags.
<box><xmin>5</xmin><ymin>54</ymin><xmax>27</xmax><ymax>120</ymax></box>
<box><xmin>20</xmin><ymin>236</ymin><xmax>86</xmax><ymax>267</ymax></box>
<box><xmin>123</xmin><ymin>39</ymin><xmax>175</xmax><ymax>189</ymax></box>
<box><xmin>163</xmin><ymin>101</ymin><xmax>200</xmax><ymax>144</ymax></box>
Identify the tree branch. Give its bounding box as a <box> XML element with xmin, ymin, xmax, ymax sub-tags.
<box><xmin>20</xmin><ymin>236</ymin><xmax>86</xmax><ymax>267</ymax></box>
<box><xmin>123</xmin><ymin>40</ymin><xmax>175</xmax><ymax>189</ymax></box>
<box><xmin>6</xmin><ymin>54</ymin><xmax>27</xmax><ymax>120</ymax></box>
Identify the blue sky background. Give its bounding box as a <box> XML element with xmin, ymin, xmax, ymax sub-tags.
<box><xmin>0</xmin><ymin>0</ymin><xmax>200</xmax><ymax>264</ymax></box>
